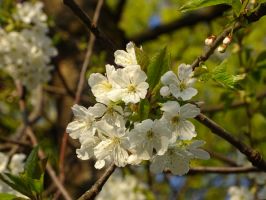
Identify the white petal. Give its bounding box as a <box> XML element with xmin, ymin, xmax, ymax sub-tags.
<box><xmin>177</xmin><ymin>120</ymin><xmax>197</xmax><ymax>140</ymax></box>
<box><xmin>179</xmin><ymin>87</ymin><xmax>198</xmax><ymax>100</ymax></box>
<box><xmin>178</xmin><ymin>64</ymin><xmax>192</xmax><ymax>81</ymax></box>
<box><xmin>160</xmin><ymin>86</ymin><xmax>170</xmax><ymax>96</ymax></box>
<box><xmin>180</xmin><ymin>103</ymin><xmax>200</xmax><ymax>119</ymax></box>
<box><xmin>161</xmin><ymin>101</ymin><xmax>180</xmax><ymax>114</ymax></box>
<box><xmin>113</xmin><ymin>146</ymin><xmax>128</xmax><ymax>167</ymax></box>
<box><xmin>150</xmin><ymin>155</ymin><xmax>165</xmax><ymax>173</ymax></box>
<box><xmin>161</xmin><ymin>71</ymin><xmax>178</xmax><ymax>85</ymax></box>
<box><xmin>88</xmin><ymin>73</ymin><xmax>106</xmax><ymax>88</ymax></box>
<box><xmin>94</xmin><ymin>160</ymin><xmax>106</xmax><ymax>169</ymax></box>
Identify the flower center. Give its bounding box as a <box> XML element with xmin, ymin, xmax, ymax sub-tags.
<box><xmin>102</xmin><ymin>81</ymin><xmax>112</xmax><ymax>91</ymax></box>
<box><xmin>112</xmin><ymin>137</ymin><xmax>121</xmax><ymax>145</ymax></box>
<box><xmin>146</xmin><ymin>130</ymin><xmax>154</xmax><ymax>139</ymax></box>
<box><xmin>127</xmin><ymin>84</ymin><xmax>136</xmax><ymax>93</ymax></box>
<box><xmin>180</xmin><ymin>82</ymin><xmax>186</xmax><ymax>91</ymax></box>
<box><xmin>171</xmin><ymin>115</ymin><xmax>180</xmax><ymax>124</ymax></box>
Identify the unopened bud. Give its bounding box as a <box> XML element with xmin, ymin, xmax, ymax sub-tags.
<box><xmin>223</xmin><ymin>35</ymin><xmax>232</xmax><ymax>45</ymax></box>
<box><xmin>205</xmin><ymin>35</ymin><xmax>216</xmax><ymax>46</ymax></box>
<box><xmin>217</xmin><ymin>44</ymin><xmax>227</xmax><ymax>53</ymax></box>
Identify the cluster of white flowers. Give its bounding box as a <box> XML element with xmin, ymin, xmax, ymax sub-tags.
<box><xmin>228</xmin><ymin>186</ymin><xmax>253</xmax><ymax>200</ymax></box>
<box><xmin>0</xmin><ymin>152</ymin><xmax>26</xmax><ymax>197</ymax></box>
<box><xmin>0</xmin><ymin>2</ymin><xmax>57</xmax><ymax>89</ymax></box>
<box><xmin>67</xmin><ymin>42</ymin><xmax>209</xmax><ymax>175</ymax></box>
<box><xmin>96</xmin><ymin>172</ymin><xmax>147</xmax><ymax>200</ymax></box>
<box><xmin>227</xmin><ymin>152</ymin><xmax>266</xmax><ymax>200</ymax></box>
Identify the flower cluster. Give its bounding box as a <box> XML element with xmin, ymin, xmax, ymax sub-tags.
<box><xmin>0</xmin><ymin>152</ymin><xmax>26</xmax><ymax>197</ymax></box>
<box><xmin>0</xmin><ymin>2</ymin><xmax>57</xmax><ymax>89</ymax></box>
<box><xmin>67</xmin><ymin>42</ymin><xmax>209</xmax><ymax>175</ymax></box>
<box><xmin>96</xmin><ymin>172</ymin><xmax>147</xmax><ymax>200</ymax></box>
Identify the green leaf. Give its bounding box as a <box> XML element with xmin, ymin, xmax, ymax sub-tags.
<box><xmin>138</xmin><ymin>99</ymin><xmax>150</xmax><ymax>121</ymax></box>
<box><xmin>256</xmin><ymin>50</ymin><xmax>266</xmax><ymax>69</ymax></box>
<box><xmin>258</xmin><ymin>0</ymin><xmax>266</xmax><ymax>3</ymax></box>
<box><xmin>231</xmin><ymin>0</ymin><xmax>242</xmax><ymax>15</ymax></box>
<box><xmin>0</xmin><ymin>174</ymin><xmax>34</xmax><ymax>199</ymax></box>
<box><xmin>146</xmin><ymin>47</ymin><xmax>169</xmax><ymax>90</ymax></box>
<box><xmin>134</xmin><ymin>47</ymin><xmax>150</xmax><ymax>71</ymax></box>
<box><xmin>211</xmin><ymin>60</ymin><xmax>245</xmax><ymax>89</ymax></box>
<box><xmin>0</xmin><ymin>193</ymin><xmax>25</xmax><ymax>200</ymax></box>
<box><xmin>179</xmin><ymin>0</ymin><xmax>231</xmax><ymax>12</ymax></box>
<box><xmin>24</xmin><ymin>146</ymin><xmax>40</xmax><ymax>179</ymax></box>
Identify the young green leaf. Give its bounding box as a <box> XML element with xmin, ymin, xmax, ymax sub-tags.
<box><xmin>146</xmin><ymin>47</ymin><xmax>169</xmax><ymax>90</ymax></box>
<box><xmin>211</xmin><ymin>60</ymin><xmax>245</xmax><ymax>89</ymax></box>
<box><xmin>0</xmin><ymin>173</ymin><xmax>34</xmax><ymax>199</ymax></box>
<box><xmin>179</xmin><ymin>0</ymin><xmax>231</xmax><ymax>12</ymax></box>
<box><xmin>134</xmin><ymin>46</ymin><xmax>150</xmax><ymax>71</ymax></box>
<box><xmin>138</xmin><ymin>99</ymin><xmax>150</xmax><ymax>121</ymax></box>
<box><xmin>24</xmin><ymin>146</ymin><xmax>40</xmax><ymax>179</ymax></box>
<box><xmin>0</xmin><ymin>193</ymin><xmax>23</xmax><ymax>200</ymax></box>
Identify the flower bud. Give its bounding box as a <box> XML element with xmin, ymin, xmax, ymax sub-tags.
<box><xmin>223</xmin><ymin>35</ymin><xmax>232</xmax><ymax>45</ymax></box>
<box><xmin>205</xmin><ymin>35</ymin><xmax>216</xmax><ymax>46</ymax></box>
<box><xmin>217</xmin><ymin>44</ymin><xmax>227</xmax><ymax>53</ymax></box>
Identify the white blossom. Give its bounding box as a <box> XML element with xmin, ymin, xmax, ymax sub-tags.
<box><xmin>228</xmin><ymin>186</ymin><xmax>253</xmax><ymax>200</ymax></box>
<box><xmin>160</xmin><ymin>64</ymin><xmax>197</xmax><ymax>100</ymax></box>
<box><xmin>109</xmin><ymin>65</ymin><xmax>149</xmax><ymax>104</ymax></box>
<box><xmin>0</xmin><ymin>152</ymin><xmax>27</xmax><ymax>198</ymax></box>
<box><xmin>88</xmin><ymin>64</ymin><xmax>117</xmax><ymax>103</ymax></box>
<box><xmin>161</xmin><ymin>101</ymin><xmax>200</xmax><ymax>140</ymax></box>
<box><xmin>96</xmin><ymin>173</ymin><xmax>146</xmax><ymax>200</ymax></box>
<box><xmin>186</xmin><ymin>140</ymin><xmax>210</xmax><ymax>160</ymax></box>
<box><xmin>9</xmin><ymin>154</ymin><xmax>26</xmax><ymax>174</ymax></box>
<box><xmin>0</xmin><ymin>2</ymin><xmax>57</xmax><ymax>89</ymax></box>
<box><xmin>114</xmin><ymin>42</ymin><xmax>138</xmax><ymax>67</ymax></box>
<box><xmin>66</xmin><ymin>104</ymin><xmax>99</xmax><ymax>139</ymax></box>
<box><xmin>94</xmin><ymin>119</ymin><xmax>130</xmax><ymax>167</ymax></box>
<box><xmin>150</xmin><ymin>144</ymin><xmax>191</xmax><ymax>176</ymax></box>
<box><xmin>0</xmin><ymin>152</ymin><xmax>8</xmax><ymax>172</ymax></box>
<box><xmin>129</xmin><ymin>119</ymin><xmax>171</xmax><ymax>160</ymax></box>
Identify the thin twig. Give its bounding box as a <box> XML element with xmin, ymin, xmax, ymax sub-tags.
<box><xmin>191</xmin><ymin>3</ymin><xmax>266</xmax><ymax>70</ymax></box>
<box><xmin>0</xmin><ymin>136</ymin><xmax>32</xmax><ymax>147</ymax></box>
<box><xmin>63</xmin><ymin>0</ymin><xmax>116</xmax><ymax>51</ymax></box>
<box><xmin>77</xmin><ymin>163</ymin><xmax>116</xmax><ymax>200</ymax></box>
<box><xmin>201</xmin><ymin>91</ymin><xmax>266</xmax><ymax>113</ymax></box>
<box><xmin>26</xmin><ymin>127</ymin><xmax>73</xmax><ymax>200</ymax></box>
<box><xmin>58</xmin><ymin>0</ymin><xmax>105</xmax><ymax>198</ymax></box>
<box><xmin>188</xmin><ymin>166</ymin><xmax>260</xmax><ymax>174</ymax></box>
<box><xmin>196</xmin><ymin>113</ymin><xmax>266</xmax><ymax>171</ymax></box>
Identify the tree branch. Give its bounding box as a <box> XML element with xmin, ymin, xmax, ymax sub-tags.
<box><xmin>188</xmin><ymin>166</ymin><xmax>260</xmax><ymax>174</ymax></box>
<box><xmin>201</xmin><ymin>90</ymin><xmax>266</xmax><ymax>113</ymax></box>
<box><xmin>77</xmin><ymin>163</ymin><xmax>116</xmax><ymax>200</ymax></box>
<box><xmin>129</xmin><ymin>5</ymin><xmax>230</xmax><ymax>44</ymax></box>
<box><xmin>59</xmin><ymin>0</ymin><xmax>104</xmax><ymax>195</ymax></box>
<box><xmin>196</xmin><ymin>113</ymin><xmax>266</xmax><ymax>171</ymax></box>
<box><xmin>191</xmin><ymin>3</ymin><xmax>266</xmax><ymax>70</ymax></box>
<box><xmin>63</xmin><ymin>0</ymin><xmax>116</xmax><ymax>52</ymax></box>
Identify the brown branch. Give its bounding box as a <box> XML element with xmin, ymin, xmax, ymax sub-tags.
<box><xmin>201</xmin><ymin>91</ymin><xmax>266</xmax><ymax>113</ymax></box>
<box><xmin>26</xmin><ymin>127</ymin><xmax>72</xmax><ymax>200</ymax></box>
<box><xmin>77</xmin><ymin>163</ymin><xmax>116</xmax><ymax>200</ymax></box>
<box><xmin>0</xmin><ymin>136</ymin><xmax>32</xmax><ymax>148</ymax></box>
<box><xmin>191</xmin><ymin>3</ymin><xmax>266</xmax><ymax>70</ymax></box>
<box><xmin>188</xmin><ymin>166</ymin><xmax>260</xmax><ymax>174</ymax></box>
<box><xmin>129</xmin><ymin>5</ymin><xmax>230</xmax><ymax>45</ymax></box>
<box><xmin>207</xmin><ymin>150</ymin><xmax>238</xmax><ymax>166</ymax></box>
<box><xmin>63</xmin><ymin>0</ymin><xmax>116</xmax><ymax>52</ymax></box>
<box><xmin>196</xmin><ymin>113</ymin><xmax>266</xmax><ymax>171</ymax></box>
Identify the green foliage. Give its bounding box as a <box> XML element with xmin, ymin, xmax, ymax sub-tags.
<box><xmin>178</xmin><ymin>0</ymin><xmax>231</xmax><ymax>12</ymax></box>
<box><xmin>138</xmin><ymin>99</ymin><xmax>151</xmax><ymax>121</ymax></box>
<box><xmin>0</xmin><ymin>193</ymin><xmax>28</xmax><ymax>200</ymax></box>
<box><xmin>211</xmin><ymin>60</ymin><xmax>245</xmax><ymax>89</ymax></box>
<box><xmin>0</xmin><ymin>147</ymin><xmax>46</xmax><ymax>200</ymax></box>
<box><xmin>134</xmin><ymin>46</ymin><xmax>150</xmax><ymax>71</ymax></box>
<box><xmin>146</xmin><ymin>47</ymin><xmax>170</xmax><ymax>91</ymax></box>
